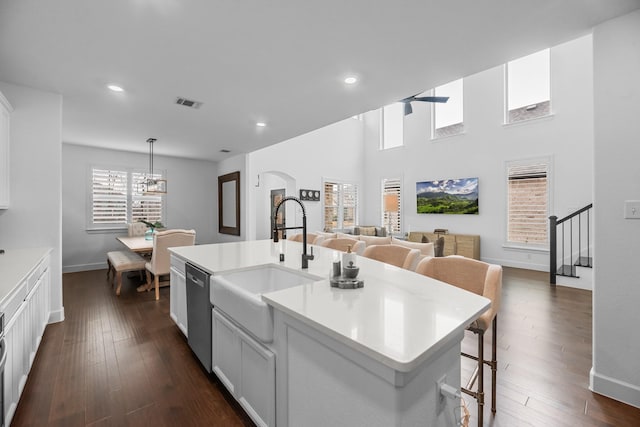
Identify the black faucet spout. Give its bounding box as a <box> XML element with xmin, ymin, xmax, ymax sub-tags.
<box><xmin>273</xmin><ymin>196</ymin><xmax>313</xmax><ymax>269</ymax></box>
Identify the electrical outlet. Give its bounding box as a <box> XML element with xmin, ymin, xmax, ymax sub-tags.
<box><xmin>436</xmin><ymin>375</ymin><xmax>446</xmax><ymax>414</ymax></box>
<box><xmin>624</xmin><ymin>200</ymin><xmax>640</xmax><ymax>219</ymax></box>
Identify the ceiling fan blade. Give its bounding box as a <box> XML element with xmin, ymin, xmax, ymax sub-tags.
<box><xmin>404</xmin><ymin>102</ymin><xmax>413</xmax><ymax>115</ymax></box>
<box><xmin>413</xmin><ymin>96</ymin><xmax>449</xmax><ymax>103</ymax></box>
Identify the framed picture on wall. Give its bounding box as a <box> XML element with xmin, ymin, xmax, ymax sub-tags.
<box><xmin>416</xmin><ymin>177</ymin><xmax>479</xmax><ymax>214</ymax></box>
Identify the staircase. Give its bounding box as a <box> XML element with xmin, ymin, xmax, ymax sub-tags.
<box><xmin>549</xmin><ymin>204</ymin><xmax>593</xmax><ymax>289</ymax></box>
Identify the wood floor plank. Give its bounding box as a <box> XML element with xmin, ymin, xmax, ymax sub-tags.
<box><xmin>10</xmin><ymin>267</ymin><xmax>640</xmax><ymax>426</ymax></box>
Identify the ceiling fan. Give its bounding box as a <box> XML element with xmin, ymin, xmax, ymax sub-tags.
<box><xmin>400</xmin><ymin>94</ymin><xmax>449</xmax><ymax>115</ymax></box>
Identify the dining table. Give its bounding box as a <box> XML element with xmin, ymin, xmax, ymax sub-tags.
<box><xmin>116</xmin><ymin>236</ymin><xmax>153</xmax><ymax>254</ymax></box>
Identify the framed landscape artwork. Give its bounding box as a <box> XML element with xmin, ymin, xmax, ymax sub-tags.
<box><xmin>416</xmin><ymin>177</ymin><xmax>479</xmax><ymax>214</ymax></box>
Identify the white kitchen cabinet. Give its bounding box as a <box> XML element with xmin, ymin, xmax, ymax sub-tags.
<box><xmin>2</xmin><ymin>252</ymin><xmax>50</xmax><ymax>427</ymax></box>
<box><xmin>0</xmin><ymin>90</ymin><xmax>12</xmax><ymax>209</ymax></box>
<box><xmin>169</xmin><ymin>255</ymin><xmax>188</xmax><ymax>336</ymax></box>
<box><xmin>212</xmin><ymin>308</ymin><xmax>275</xmax><ymax>427</ymax></box>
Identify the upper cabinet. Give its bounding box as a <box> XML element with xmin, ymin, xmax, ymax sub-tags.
<box><xmin>0</xmin><ymin>90</ymin><xmax>12</xmax><ymax>209</ymax></box>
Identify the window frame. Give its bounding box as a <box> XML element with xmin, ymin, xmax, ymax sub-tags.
<box><xmin>379</xmin><ymin>103</ymin><xmax>404</xmax><ymax>150</ymax></box>
<box><xmin>431</xmin><ymin>78</ymin><xmax>464</xmax><ymax>140</ymax></box>
<box><xmin>504</xmin><ymin>48</ymin><xmax>552</xmax><ymax>125</ymax></box>
<box><xmin>322</xmin><ymin>178</ymin><xmax>359</xmax><ymax>232</ymax></box>
<box><xmin>87</xmin><ymin>164</ymin><xmax>167</xmax><ymax>232</ymax></box>
<box><xmin>504</xmin><ymin>156</ymin><xmax>553</xmax><ymax>250</ymax></box>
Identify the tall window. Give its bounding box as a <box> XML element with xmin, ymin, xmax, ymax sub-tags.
<box><xmin>381</xmin><ymin>178</ymin><xmax>402</xmax><ymax>235</ymax></box>
<box><xmin>91</xmin><ymin>167</ymin><xmax>165</xmax><ymax>229</ymax></box>
<box><xmin>323</xmin><ymin>180</ymin><xmax>358</xmax><ymax>232</ymax></box>
<box><xmin>506</xmin><ymin>48</ymin><xmax>551</xmax><ymax>123</ymax></box>
<box><xmin>432</xmin><ymin>78</ymin><xmax>464</xmax><ymax>138</ymax></box>
<box><xmin>507</xmin><ymin>159</ymin><xmax>550</xmax><ymax>245</ymax></box>
<box><xmin>380</xmin><ymin>103</ymin><xmax>404</xmax><ymax>149</ymax></box>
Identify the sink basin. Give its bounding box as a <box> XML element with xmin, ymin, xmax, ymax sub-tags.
<box><xmin>211</xmin><ymin>264</ymin><xmax>321</xmax><ymax>342</ymax></box>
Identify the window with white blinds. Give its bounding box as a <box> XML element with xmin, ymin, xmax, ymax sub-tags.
<box><xmin>323</xmin><ymin>180</ymin><xmax>358</xmax><ymax>231</ymax></box>
<box><xmin>381</xmin><ymin>178</ymin><xmax>402</xmax><ymax>235</ymax></box>
<box><xmin>91</xmin><ymin>167</ymin><xmax>165</xmax><ymax>228</ymax></box>
<box><xmin>507</xmin><ymin>160</ymin><xmax>549</xmax><ymax>245</ymax></box>
<box><xmin>132</xmin><ymin>172</ymin><xmax>163</xmax><ymax>223</ymax></box>
<box><xmin>92</xmin><ymin>168</ymin><xmax>128</xmax><ymax>224</ymax></box>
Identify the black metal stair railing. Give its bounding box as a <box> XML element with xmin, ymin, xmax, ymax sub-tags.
<box><xmin>549</xmin><ymin>203</ymin><xmax>593</xmax><ymax>285</ymax></box>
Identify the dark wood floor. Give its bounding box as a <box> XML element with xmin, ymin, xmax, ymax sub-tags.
<box><xmin>11</xmin><ymin>267</ymin><xmax>640</xmax><ymax>426</ymax></box>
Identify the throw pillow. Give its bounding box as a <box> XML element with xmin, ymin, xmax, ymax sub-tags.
<box><xmin>434</xmin><ymin>236</ymin><xmax>444</xmax><ymax>257</ymax></box>
<box><xmin>359</xmin><ymin>226</ymin><xmax>376</xmax><ymax>236</ymax></box>
<box><xmin>421</xmin><ymin>235</ymin><xmax>429</xmax><ymax>243</ymax></box>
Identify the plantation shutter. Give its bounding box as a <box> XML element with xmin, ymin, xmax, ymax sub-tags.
<box><xmin>382</xmin><ymin>178</ymin><xmax>401</xmax><ymax>234</ymax></box>
<box><xmin>342</xmin><ymin>183</ymin><xmax>358</xmax><ymax>229</ymax></box>
<box><xmin>323</xmin><ymin>182</ymin><xmax>339</xmax><ymax>231</ymax></box>
<box><xmin>92</xmin><ymin>168</ymin><xmax>128</xmax><ymax>224</ymax></box>
<box><xmin>323</xmin><ymin>181</ymin><xmax>358</xmax><ymax>231</ymax></box>
<box><xmin>132</xmin><ymin>172</ymin><xmax>163</xmax><ymax>223</ymax></box>
<box><xmin>507</xmin><ymin>163</ymin><xmax>548</xmax><ymax>244</ymax></box>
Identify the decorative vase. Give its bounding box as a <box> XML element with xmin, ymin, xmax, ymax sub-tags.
<box><xmin>145</xmin><ymin>228</ymin><xmax>154</xmax><ymax>240</ymax></box>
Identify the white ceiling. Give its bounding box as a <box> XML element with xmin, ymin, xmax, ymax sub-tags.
<box><xmin>1</xmin><ymin>0</ymin><xmax>638</xmax><ymax>162</ymax></box>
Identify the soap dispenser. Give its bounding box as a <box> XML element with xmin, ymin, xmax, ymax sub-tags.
<box><xmin>342</xmin><ymin>245</ymin><xmax>356</xmax><ymax>272</ymax></box>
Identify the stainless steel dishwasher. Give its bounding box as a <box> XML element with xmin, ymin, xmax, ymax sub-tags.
<box><xmin>186</xmin><ymin>263</ymin><xmax>212</xmax><ymax>373</ymax></box>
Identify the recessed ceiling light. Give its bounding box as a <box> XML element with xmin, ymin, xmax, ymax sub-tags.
<box><xmin>256</xmin><ymin>122</ymin><xmax>266</xmax><ymax>127</ymax></box>
<box><xmin>344</xmin><ymin>76</ymin><xmax>358</xmax><ymax>85</ymax></box>
<box><xmin>107</xmin><ymin>84</ymin><xmax>124</xmax><ymax>92</ymax></box>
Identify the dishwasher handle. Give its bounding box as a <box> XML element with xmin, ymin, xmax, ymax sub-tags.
<box><xmin>187</xmin><ymin>272</ymin><xmax>206</xmax><ymax>287</ymax></box>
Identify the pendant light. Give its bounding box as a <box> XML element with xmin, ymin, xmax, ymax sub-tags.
<box><xmin>140</xmin><ymin>137</ymin><xmax>167</xmax><ymax>194</ymax></box>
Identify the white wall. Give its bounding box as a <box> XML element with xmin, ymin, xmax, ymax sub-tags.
<box><xmin>62</xmin><ymin>143</ymin><xmax>219</xmax><ymax>271</ymax></box>
<box><xmin>247</xmin><ymin>118</ymin><xmax>364</xmax><ymax>240</ymax></box>
<box><xmin>362</xmin><ymin>35</ymin><xmax>594</xmax><ymax>271</ymax></box>
<box><xmin>591</xmin><ymin>9</ymin><xmax>640</xmax><ymax>408</ymax></box>
<box><xmin>0</xmin><ymin>81</ymin><xmax>64</xmax><ymax>323</ymax></box>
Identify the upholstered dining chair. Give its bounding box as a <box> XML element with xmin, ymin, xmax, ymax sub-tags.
<box><xmin>320</xmin><ymin>238</ymin><xmax>366</xmax><ymax>255</ymax></box>
<box><xmin>143</xmin><ymin>229</ymin><xmax>196</xmax><ymax>300</ymax></box>
<box><xmin>361</xmin><ymin>244</ymin><xmax>421</xmax><ymax>271</ymax></box>
<box><xmin>128</xmin><ymin>222</ymin><xmax>148</xmax><ymax>237</ymax></box>
<box><xmin>415</xmin><ymin>256</ymin><xmax>502</xmax><ymax>427</ymax></box>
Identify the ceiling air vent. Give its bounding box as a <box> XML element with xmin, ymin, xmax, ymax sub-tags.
<box><xmin>175</xmin><ymin>97</ymin><xmax>203</xmax><ymax>109</ymax></box>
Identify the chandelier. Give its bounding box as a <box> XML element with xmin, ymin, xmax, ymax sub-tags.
<box><xmin>140</xmin><ymin>137</ymin><xmax>167</xmax><ymax>194</ymax></box>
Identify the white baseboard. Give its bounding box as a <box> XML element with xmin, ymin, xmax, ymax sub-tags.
<box><xmin>555</xmin><ymin>265</ymin><xmax>592</xmax><ymax>290</ymax></box>
<box><xmin>481</xmin><ymin>256</ymin><xmax>548</xmax><ymax>272</ymax></box>
<box><xmin>48</xmin><ymin>308</ymin><xmax>65</xmax><ymax>324</ymax></box>
<box><xmin>590</xmin><ymin>367</ymin><xmax>640</xmax><ymax>409</ymax></box>
<box><xmin>63</xmin><ymin>262</ymin><xmax>107</xmax><ymax>273</ymax></box>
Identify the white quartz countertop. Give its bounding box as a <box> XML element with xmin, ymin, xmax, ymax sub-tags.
<box><xmin>170</xmin><ymin>240</ymin><xmax>490</xmax><ymax>372</ymax></box>
<box><xmin>0</xmin><ymin>247</ymin><xmax>52</xmax><ymax>302</ymax></box>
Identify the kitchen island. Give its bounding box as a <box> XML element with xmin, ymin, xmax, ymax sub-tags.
<box><xmin>170</xmin><ymin>239</ymin><xmax>489</xmax><ymax>427</ymax></box>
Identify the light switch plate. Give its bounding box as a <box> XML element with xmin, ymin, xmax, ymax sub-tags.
<box><xmin>624</xmin><ymin>200</ymin><xmax>640</xmax><ymax>219</ymax></box>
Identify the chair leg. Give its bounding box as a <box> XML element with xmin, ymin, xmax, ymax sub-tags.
<box><xmin>491</xmin><ymin>316</ymin><xmax>498</xmax><ymax>414</ymax></box>
<box><xmin>154</xmin><ymin>275</ymin><xmax>160</xmax><ymax>300</ymax></box>
<box><xmin>477</xmin><ymin>329</ymin><xmax>484</xmax><ymax>427</ymax></box>
<box><xmin>106</xmin><ymin>259</ymin><xmax>111</xmax><ymax>281</ymax></box>
<box><xmin>145</xmin><ymin>270</ymin><xmax>151</xmax><ymax>291</ymax></box>
<box><xmin>116</xmin><ymin>272</ymin><xmax>123</xmax><ymax>296</ymax></box>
